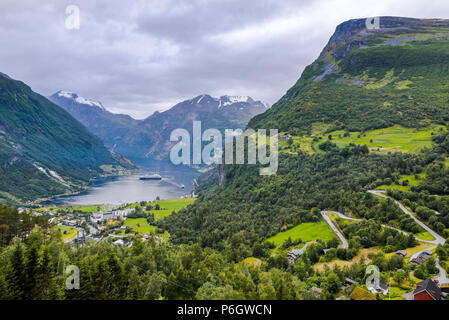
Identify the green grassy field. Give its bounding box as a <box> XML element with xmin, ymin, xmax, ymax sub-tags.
<box><xmin>388</xmin><ymin>285</ymin><xmax>410</xmax><ymax>300</ymax></box>
<box><xmin>123</xmin><ymin>218</ymin><xmax>170</xmax><ymax>239</ymax></box>
<box><xmin>266</xmin><ymin>221</ymin><xmax>336</xmax><ymax>247</ymax></box>
<box><xmin>279</xmin><ymin>125</ymin><xmax>445</xmax><ymax>157</ymax></box>
<box><xmin>123</xmin><ymin>218</ymin><xmax>154</xmax><ymax>234</ymax></box>
<box><xmin>415</xmin><ymin>231</ymin><xmax>435</xmax><ymax>241</ymax></box>
<box><xmin>316</xmin><ymin>125</ymin><xmax>445</xmax><ymax>154</ymax></box>
<box><xmin>56</xmin><ymin>225</ymin><xmax>78</xmax><ymax>242</ymax></box>
<box><xmin>278</xmin><ymin>136</ymin><xmax>314</xmax><ymax>155</ymax></box>
<box><xmin>147</xmin><ymin>198</ymin><xmax>196</xmax><ymax>221</ymax></box>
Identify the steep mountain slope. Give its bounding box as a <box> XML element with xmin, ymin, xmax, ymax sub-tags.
<box><xmin>249</xmin><ymin>17</ymin><xmax>449</xmax><ymax>134</ymax></box>
<box><xmin>49</xmin><ymin>91</ymin><xmax>147</xmax><ymax>160</ymax></box>
<box><xmin>140</xmin><ymin>94</ymin><xmax>268</xmax><ymax>160</ymax></box>
<box><xmin>0</xmin><ymin>74</ymin><xmax>135</xmax><ymax>204</ymax></box>
<box><xmin>160</xmin><ymin>17</ymin><xmax>449</xmax><ymax>257</ymax></box>
<box><xmin>50</xmin><ymin>92</ymin><xmax>268</xmax><ymax>161</ymax></box>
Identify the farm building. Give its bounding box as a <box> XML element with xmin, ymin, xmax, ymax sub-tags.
<box><xmin>410</xmin><ymin>251</ymin><xmax>433</xmax><ymax>265</ymax></box>
<box><xmin>413</xmin><ymin>279</ymin><xmax>441</xmax><ymax>300</ymax></box>
<box><xmin>396</xmin><ymin>250</ymin><xmax>407</xmax><ymax>257</ymax></box>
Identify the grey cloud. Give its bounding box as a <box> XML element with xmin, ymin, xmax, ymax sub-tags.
<box><xmin>0</xmin><ymin>0</ymin><xmax>449</xmax><ymax>119</ymax></box>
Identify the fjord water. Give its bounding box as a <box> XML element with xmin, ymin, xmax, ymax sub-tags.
<box><xmin>46</xmin><ymin>162</ymin><xmax>200</xmax><ymax>205</ymax></box>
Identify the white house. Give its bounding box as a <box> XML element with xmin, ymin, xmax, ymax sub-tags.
<box><xmin>367</xmin><ymin>279</ymin><xmax>389</xmax><ymax>295</ymax></box>
<box><xmin>90</xmin><ymin>213</ymin><xmax>104</xmax><ymax>223</ymax></box>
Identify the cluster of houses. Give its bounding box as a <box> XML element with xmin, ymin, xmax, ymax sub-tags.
<box><xmin>89</xmin><ymin>208</ymin><xmax>134</xmax><ymax>224</ymax></box>
<box><xmin>288</xmin><ymin>245</ymin><xmax>448</xmax><ymax>300</ymax></box>
<box><xmin>112</xmin><ymin>233</ymin><xmax>164</xmax><ymax>247</ymax></box>
<box><xmin>409</xmin><ymin>250</ymin><xmax>433</xmax><ymax>265</ymax></box>
<box><xmin>47</xmin><ymin>207</ymin><xmax>137</xmax><ymax>245</ymax></box>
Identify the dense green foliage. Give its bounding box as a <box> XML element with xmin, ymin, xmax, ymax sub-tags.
<box><xmin>160</xmin><ymin>143</ymin><xmax>434</xmax><ymax>259</ymax></box>
<box><xmin>0</xmin><ymin>224</ymin><xmax>331</xmax><ymax>300</ymax></box>
<box><xmin>0</xmin><ymin>205</ymin><xmax>49</xmax><ymax>246</ymax></box>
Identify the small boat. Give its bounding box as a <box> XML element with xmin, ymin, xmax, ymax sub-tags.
<box><xmin>139</xmin><ymin>174</ymin><xmax>162</xmax><ymax>181</ymax></box>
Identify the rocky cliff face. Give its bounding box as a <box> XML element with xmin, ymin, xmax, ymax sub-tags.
<box><xmin>320</xmin><ymin>17</ymin><xmax>449</xmax><ymax>61</ymax></box>
<box><xmin>248</xmin><ymin>16</ymin><xmax>449</xmax><ymax>135</ymax></box>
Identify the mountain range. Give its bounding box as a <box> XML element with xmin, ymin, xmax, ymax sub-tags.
<box><xmin>0</xmin><ymin>73</ymin><xmax>135</xmax><ymax>205</ymax></box>
<box><xmin>49</xmin><ymin>92</ymin><xmax>269</xmax><ymax>162</ymax></box>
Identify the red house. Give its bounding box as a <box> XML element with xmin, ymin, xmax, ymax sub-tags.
<box><xmin>413</xmin><ymin>279</ymin><xmax>441</xmax><ymax>300</ymax></box>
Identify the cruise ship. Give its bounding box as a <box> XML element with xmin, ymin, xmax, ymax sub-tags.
<box><xmin>139</xmin><ymin>173</ymin><xmax>162</xmax><ymax>181</ymax></box>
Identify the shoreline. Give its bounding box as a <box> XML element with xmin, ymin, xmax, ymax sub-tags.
<box><xmin>30</xmin><ymin>168</ymin><xmax>139</xmax><ymax>207</ymax></box>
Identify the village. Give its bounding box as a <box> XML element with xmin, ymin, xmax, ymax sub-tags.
<box><xmin>27</xmin><ymin>198</ymin><xmax>196</xmax><ymax>250</ymax></box>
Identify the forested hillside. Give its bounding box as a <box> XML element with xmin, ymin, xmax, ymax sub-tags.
<box><xmin>161</xmin><ymin>17</ymin><xmax>449</xmax><ymax>261</ymax></box>
<box><xmin>0</xmin><ymin>74</ymin><xmax>135</xmax><ymax>205</ymax></box>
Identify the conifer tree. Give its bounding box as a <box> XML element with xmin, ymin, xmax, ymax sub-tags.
<box><xmin>5</xmin><ymin>244</ymin><xmax>26</xmax><ymax>299</ymax></box>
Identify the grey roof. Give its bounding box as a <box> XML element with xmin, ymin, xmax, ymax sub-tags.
<box><xmin>367</xmin><ymin>279</ymin><xmax>389</xmax><ymax>293</ymax></box>
<box><xmin>413</xmin><ymin>279</ymin><xmax>441</xmax><ymax>300</ymax></box>
<box><xmin>411</xmin><ymin>258</ymin><xmax>423</xmax><ymax>265</ymax></box>
<box><xmin>379</xmin><ymin>279</ymin><xmax>389</xmax><ymax>291</ymax></box>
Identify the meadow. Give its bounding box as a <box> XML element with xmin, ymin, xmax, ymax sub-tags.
<box><xmin>123</xmin><ymin>218</ymin><xmax>154</xmax><ymax>234</ymax></box>
<box><xmin>279</xmin><ymin>124</ymin><xmax>445</xmax><ymax>156</ymax></box>
<box><xmin>266</xmin><ymin>221</ymin><xmax>336</xmax><ymax>247</ymax></box>
<box><xmin>146</xmin><ymin>198</ymin><xmax>196</xmax><ymax>221</ymax></box>
<box><xmin>315</xmin><ymin>125</ymin><xmax>445</xmax><ymax>154</ymax></box>
<box><xmin>122</xmin><ymin>198</ymin><xmax>196</xmax><ymax>237</ymax></box>
<box><xmin>56</xmin><ymin>225</ymin><xmax>78</xmax><ymax>242</ymax></box>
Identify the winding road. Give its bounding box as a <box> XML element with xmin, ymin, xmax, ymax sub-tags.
<box><xmin>322</xmin><ymin>210</ymin><xmax>437</xmax><ymax>244</ymax></box>
<box><xmin>436</xmin><ymin>257</ymin><xmax>449</xmax><ymax>284</ymax></box>
<box><xmin>367</xmin><ymin>190</ymin><xmax>449</xmax><ymax>283</ymax></box>
<box><xmin>319</xmin><ymin>190</ymin><xmax>447</xmax><ymax>285</ymax></box>
<box><xmin>368</xmin><ymin>190</ymin><xmax>445</xmax><ymax>246</ymax></box>
<box><xmin>320</xmin><ymin>211</ymin><xmax>349</xmax><ymax>249</ymax></box>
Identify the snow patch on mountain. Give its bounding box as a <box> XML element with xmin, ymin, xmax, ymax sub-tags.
<box><xmin>56</xmin><ymin>90</ymin><xmax>106</xmax><ymax>111</ymax></box>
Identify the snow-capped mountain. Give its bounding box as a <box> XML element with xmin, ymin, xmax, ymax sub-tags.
<box><xmin>52</xmin><ymin>90</ymin><xmax>106</xmax><ymax>111</ymax></box>
<box><xmin>50</xmin><ymin>91</ymin><xmax>270</xmax><ymax>162</ymax></box>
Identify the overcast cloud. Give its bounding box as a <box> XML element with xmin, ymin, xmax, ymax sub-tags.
<box><xmin>1</xmin><ymin>0</ymin><xmax>449</xmax><ymax>118</ymax></box>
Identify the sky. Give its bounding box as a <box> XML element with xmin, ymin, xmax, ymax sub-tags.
<box><xmin>1</xmin><ymin>0</ymin><xmax>449</xmax><ymax>119</ymax></box>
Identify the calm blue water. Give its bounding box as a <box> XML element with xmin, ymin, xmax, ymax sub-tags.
<box><xmin>46</xmin><ymin>162</ymin><xmax>200</xmax><ymax>205</ymax></box>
